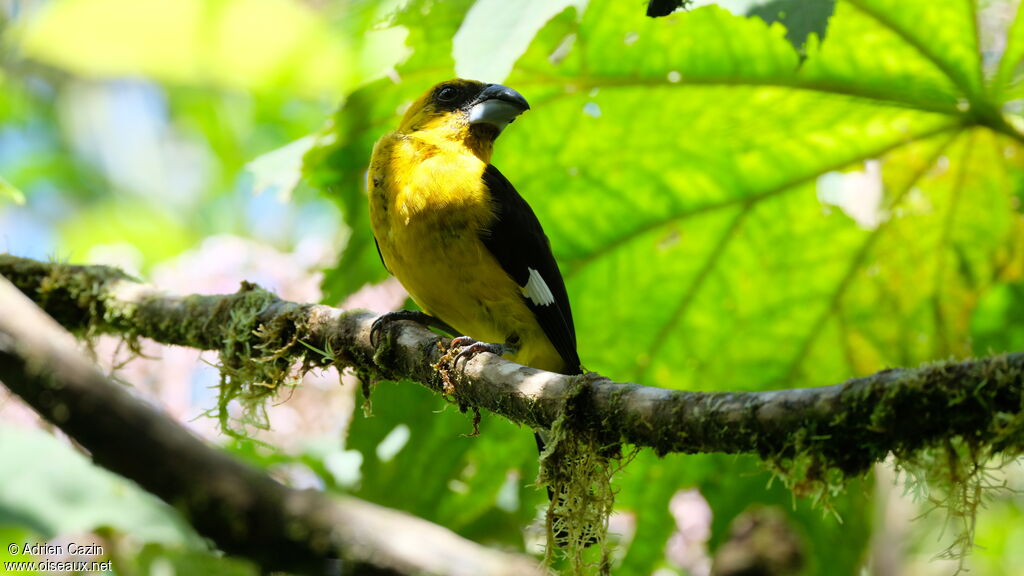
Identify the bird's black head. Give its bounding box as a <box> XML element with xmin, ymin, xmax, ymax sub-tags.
<box><xmin>400</xmin><ymin>79</ymin><xmax>530</xmax><ymax>140</ymax></box>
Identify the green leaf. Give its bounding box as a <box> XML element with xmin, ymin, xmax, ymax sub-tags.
<box><xmin>613</xmin><ymin>453</ymin><xmax>870</xmax><ymax>576</ymax></box>
<box><xmin>0</xmin><ymin>425</ymin><xmax>202</xmax><ymax>546</ymax></box>
<box><xmin>307</xmin><ymin>0</ymin><xmax>1024</xmax><ymax>570</ymax></box>
<box><xmin>800</xmin><ymin>1</ymin><xmax>963</xmax><ymax>109</ymax></box>
<box><xmin>495</xmin><ymin>3</ymin><xmax>979</xmax><ymax>388</ymax></box>
<box><xmin>993</xmin><ymin>1</ymin><xmax>1024</xmax><ymax>101</ymax></box>
<box><xmin>972</xmin><ymin>282</ymin><xmax>1024</xmax><ymax>354</ymax></box>
<box><xmin>128</xmin><ymin>543</ymin><xmax>258</xmax><ymax>576</ymax></box>
<box><xmin>344</xmin><ymin>382</ymin><xmax>541</xmax><ymax>543</ymax></box>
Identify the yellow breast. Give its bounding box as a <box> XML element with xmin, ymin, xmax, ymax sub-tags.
<box><xmin>367</xmin><ymin>132</ymin><xmax>565</xmax><ymax>372</ymax></box>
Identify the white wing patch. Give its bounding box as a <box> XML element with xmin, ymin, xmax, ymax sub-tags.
<box><xmin>521</xmin><ymin>267</ymin><xmax>555</xmax><ymax>307</ymax></box>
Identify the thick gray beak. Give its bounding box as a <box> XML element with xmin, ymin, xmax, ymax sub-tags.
<box><xmin>468</xmin><ymin>84</ymin><xmax>530</xmax><ymax>132</ymax></box>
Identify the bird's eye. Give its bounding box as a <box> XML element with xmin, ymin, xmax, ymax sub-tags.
<box><xmin>437</xmin><ymin>85</ymin><xmax>458</xmax><ymax>102</ymax></box>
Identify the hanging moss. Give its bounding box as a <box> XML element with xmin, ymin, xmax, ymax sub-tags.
<box><xmin>758</xmin><ymin>355</ymin><xmax>1024</xmax><ymax>562</ymax></box>
<box><xmin>198</xmin><ymin>283</ymin><xmax>305</xmax><ymax>435</ymax></box>
<box><xmin>538</xmin><ymin>378</ymin><xmax>622</xmax><ymax>575</ymax></box>
<box><xmin>6</xmin><ymin>254</ymin><xmax>1024</xmax><ymax>570</ymax></box>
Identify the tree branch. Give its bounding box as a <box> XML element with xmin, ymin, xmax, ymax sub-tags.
<box><xmin>3</xmin><ymin>254</ymin><xmax>1023</xmax><ymax>478</ymax></box>
<box><xmin>0</xmin><ymin>273</ymin><xmax>543</xmax><ymax>576</ymax></box>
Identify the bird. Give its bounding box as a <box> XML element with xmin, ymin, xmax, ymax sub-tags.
<box><xmin>367</xmin><ymin>78</ymin><xmax>581</xmax><ymax>378</ymax></box>
<box><xmin>366</xmin><ymin>81</ymin><xmax>596</xmax><ymax>548</ymax></box>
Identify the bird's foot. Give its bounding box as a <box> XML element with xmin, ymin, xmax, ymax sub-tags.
<box><xmin>448</xmin><ymin>336</ymin><xmax>513</xmax><ymax>369</ymax></box>
<box><xmin>437</xmin><ymin>337</ymin><xmax>515</xmax><ymax>395</ymax></box>
<box><xmin>370</xmin><ymin>310</ymin><xmax>458</xmax><ymax>347</ymax></box>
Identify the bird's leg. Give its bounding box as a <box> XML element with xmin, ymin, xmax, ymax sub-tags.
<box><xmin>370</xmin><ymin>310</ymin><xmax>460</xmax><ymax>347</ymax></box>
<box><xmin>449</xmin><ymin>336</ymin><xmax>517</xmax><ymax>369</ymax></box>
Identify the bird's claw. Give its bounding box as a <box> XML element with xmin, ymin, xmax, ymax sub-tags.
<box><xmin>371</xmin><ymin>310</ymin><xmax>460</xmax><ymax>348</ymax></box>
<box><xmin>371</xmin><ymin>310</ymin><xmax>428</xmax><ymax>348</ymax></box>
<box><xmin>448</xmin><ymin>336</ymin><xmax>510</xmax><ymax>369</ymax></box>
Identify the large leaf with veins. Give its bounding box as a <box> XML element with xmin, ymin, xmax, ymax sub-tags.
<box><xmin>305</xmin><ymin>0</ymin><xmax>1024</xmax><ymax>572</ymax></box>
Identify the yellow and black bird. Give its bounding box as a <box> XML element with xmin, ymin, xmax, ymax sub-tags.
<box><xmin>368</xmin><ymin>78</ymin><xmax>581</xmax><ymax>378</ymax></box>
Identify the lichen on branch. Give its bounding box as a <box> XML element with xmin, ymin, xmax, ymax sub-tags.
<box><xmin>3</xmin><ymin>253</ymin><xmax>1024</xmax><ymax>562</ymax></box>
<box><xmin>3</xmin><ymin>254</ymin><xmax>1023</xmax><ymax>459</ymax></box>
<box><xmin>0</xmin><ymin>273</ymin><xmax>544</xmax><ymax>576</ymax></box>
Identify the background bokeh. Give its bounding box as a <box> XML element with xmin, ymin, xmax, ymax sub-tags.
<box><xmin>2</xmin><ymin>0</ymin><xmax>1024</xmax><ymax>574</ymax></box>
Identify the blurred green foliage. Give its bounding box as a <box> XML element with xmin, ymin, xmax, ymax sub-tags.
<box><xmin>305</xmin><ymin>0</ymin><xmax>1024</xmax><ymax>573</ymax></box>
<box><xmin>0</xmin><ymin>426</ymin><xmax>240</xmax><ymax>572</ymax></box>
<box><xmin>16</xmin><ymin>0</ymin><xmax>406</xmax><ymax>96</ymax></box>
<box><xmin>2</xmin><ymin>0</ymin><xmax>1024</xmax><ymax>574</ymax></box>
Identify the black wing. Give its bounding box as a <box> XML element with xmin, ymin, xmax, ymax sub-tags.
<box><xmin>480</xmin><ymin>164</ymin><xmax>581</xmax><ymax>374</ymax></box>
<box><xmin>374</xmin><ymin>236</ymin><xmax>389</xmax><ymax>273</ymax></box>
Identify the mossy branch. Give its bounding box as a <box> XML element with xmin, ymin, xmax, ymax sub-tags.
<box><xmin>3</xmin><ymin>253</ymin><xmax>1023</xmax><ymax>480</ymax></box>
<box><xmin>0</xmin><ymin>272</ymin><xmax>543</xmax><ymax>576</ymax></box>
